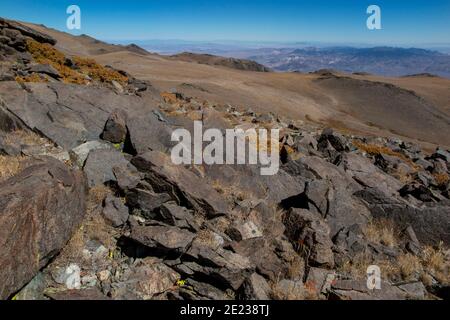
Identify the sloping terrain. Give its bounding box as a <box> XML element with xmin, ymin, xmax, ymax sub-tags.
<box><xmin>0</xmin><ymin>17</ymin><xmax>449</xmax><ymax>301</ymax></box>
<box><xmin>22</xmin><ymin>21</ymin><xmax>450</xmax><ymax>149</ymax></box>
<box><xmin>169</xmin><ymin>52</ymin><xmax>271</xmax><ymax>72</ymax></box>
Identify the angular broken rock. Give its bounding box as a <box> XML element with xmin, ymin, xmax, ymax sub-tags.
<box><xmin>356</xmin><ymin>187</ymin><xmax>450</xmax><ymax>245</ymax></box>
<box><xmin>126</xmin><ymin>188</ymin><xmax>172</xmax><ymax>218</ymax></box>
<box><xmin>83</xmin><ymin>148</ymin><xmax>130</xmax><ymax>187</ymax></box>
<box><xmin>272</xmin><ymin>279</ymin><xmax>305</xmax><ymax>300</ymax></box>
<box><xmin>131</xmin><ymin>151</ymin><xmax>230</xmax><ymax>217</ymax></box>
<box><xmin>52</xmin><ymin>264</ymin><xmax>81</xmax><ymax>290</ymax></box>
<box><xmin>28</xmin><ymin>64</ymin><xmax>61</xmax><ymax>79</ymax></box>
<box><xmin>0</xmin><ymin>17</ymin><xmax>56</xmax><ymax>45</ymax></box>
<box><xmin>305</xmin><ymin>267</ymin><xmax>336</xmax><ymax>298</ymax></box>
<box><xmin>158</xmin><ymin>202</ymin><xmax>199</xmax><ymax>231</ymax></box>
<box><xmin>0</xmin><ymin>157</ymin><xmax>87</xmax><ymax>299</ymax></box>
<box><xmin>46</xmin><ymin>288</ymin><xmax>110</xmax><ymax>300</ymax></box>
<box><xmin>130</xmin><ymin>224</ymin><xmax>196</xmax><ymax>253</ymax></box>
<box><xmin>283</xmin><ymin>208</ymin><xmax>335</xmax><ymax>268</ymax></box>
<box><xmin>340</xmin><ymin>153</ymin><xmax>403</xmax><ymax>197</ymax></box>
<box><xmin>179</xmin><ymin>244</ymin><xmax>255</xmax><ymax>290</ymax></box>
<box><xmin>102</xmin><ymin>195</ymin><xmax>129</xmax><ymax>227</ymax></box>
<box><xmin>330</xmin><ymin>279</ymin><xmax>406</xmax><ymax>300</ymax></box>
<box><xmin>231</xmin><ymin>238</ymin><xmax>292</xmax><ymax>282</ymax></box>
<box><xmin>112</xmin><ymin>163</ymin><xmax>141</xmax><ymax>192</ymax></box>
<box><xmin>126</xmin><ymin>113</ymin><xmax>174</xmax><ymax>155</ymax></box>
<box><xmin>178</xmin><ymin>278</ymin><xmax>230</xmax><ymax>300</ymax></box>
<box><xmin>240</xmin><ymin>273</ymin><xmax>271</xmax><ymax>300</ymax></box>
<box><xmin>112</xmin><ymin>259</ymin><xmax>179</xmax><ymax>300</ymax></box>
<box><xmin>397</xmin><ymin>282</ymin><xmax>427</xmax><ymax>300</ymax></box>
<box><xmin>318</xmin><ymin>128</ymin><xmax>348</xmax><ymax>152</ymax></box>
<box><xmin>70</xmin><ymin>140</ymin><xmax>113</xmax><ymax>168</ymax></box>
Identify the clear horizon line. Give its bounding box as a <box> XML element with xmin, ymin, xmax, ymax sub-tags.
<box><xmin>103</xmin><ymin>38</ymin><xmax>450</xmax><ymax>47</ymax></box>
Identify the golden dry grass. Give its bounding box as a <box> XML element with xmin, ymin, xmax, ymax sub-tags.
<box><xmin>4</xmin><ymin>129</ymin><xmax>46</xmax><ymax>146</ymax></box>
<box><xmin>364</xmin><ymin>219</ymin><xmax>398</xmax><ymax>248</ymax></box>
<box><xmin>25</xmin><ymin>39</ymin><xmax>128</xmax><ymax>85</ymax></box>
<box><xmin>396</xmin><ymin>253</ymin><xmax>422</xmax><ymax>280</ymax></box>
<box><xmin>192</xmin><ymin>229</ymin><xmax>221</xmax><ymax>249</ymax></box>
<box><xmin>338</xmin><ymin>243</ymin><xmax>449</xmax><ymax>285</ymax></box>
<box><xmin>160</xmin><ymin>92</ymin><xmax>181</xmax><ymax>104</ymax></box>
<box><xmin>434</xmin><ymin>173</ymin><xmax>450</xmax><ymax>188</ymax></box>
<box><xmin>0</xmin><ymin>155</ymin><xmax>24</xmax><ymax>181</ymax></box>
<box><xmin>88</xmin><ymin>185</ymin><xmax>111</xmax><ymax>208</ymax></box>
<box><xmin>270</xmin><ymin>280</ymin><xmax>305</xmax><ymax>300</ymax></box>
<box><xmin>421</xmin><ymin>243</ymin><xmax>449</xmax><ymax>284</ymax></box>
<box><xmin>72</xmin><ymin>56</ymin><xmax>128</xmax><ymax>85</ymax></box>
<box><xmin>211</xmin><ymin>180</ymin><xmax>248</xmax><ymax>202</ymax></box>
<box><xmin>286</xmin><ymin>256</ymin><xmax>305</xmax><ymax>281</ymax></box>
<box><xmin>353</xmin><ymin>140</ymin><xmax>418</xmax><ymax>170</ymax></box>
<box><xmin>337</xmin><ymin>252</ymin><xmax>374</xmax><ymax>279</ymax></box>
<box><xmin>15</xmin><ymin>74</ymin><xmax>47</xmax><ymax>84</ymax></box>
<box><xmin>26</xmin><ymin>39</ymin><xmax>87</xmax><ymax>84</ymax></box>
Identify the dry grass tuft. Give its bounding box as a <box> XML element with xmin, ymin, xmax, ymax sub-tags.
<box><xmin>88</xmin><ymin>185</ymin><xmax>112</xmax><ymax>209</ymax></box>
<box><xmin>72</xmin><ymin>56</ymin><xmax>128</xmax><ymax>85</ymax></box>
<box><xmin>211</xmin><ymin>180</ymin><xmax>248</xmax><ymax>202</ymax></box>
<box><xmin>26</xmin><ymin>39</ymin><xmax>87</xmax><ymax>84</ymax></box>
<box><xmin>15</xmin><ymin>74</ymin><xmax>47</xmax><ymax>84</ymax></box>
<box><xmin>338</xmin><ymin>252</ymin><xmax>374</xmax><ymax>279</ymax></box>
<box><xmin>0</xmin><ymin>155</ymin><xmax>24</xmax><ymax>181</ymax></box>
<box><xmin>338</xmin><ymin>243</ymin><xmax>449</xmax><ymax>285</ymax></box>
<box><xmin>4</xmin><ymin>129</ymin><xmax>46</xmax><ymax>146</ymax></box>
<box><xmin>287</xmin><ymin>256</ymin><xmax>305</xmax><ymax>281</ymax></box>
<box><xmin>270</xmin><ymin>280</ymin><xmax>305</xmax><ymax>300</ymax></box>
<box><xmin>364</xmin><ymin>218</ymin><xmax>398</xmax><ymax>248</ymax></box>
<box><xmin>25</xmin><ymin>39</ymin><xmax>128</xmax><ymax>85</ymax></box>
<box><xmin>192</xmin><ymin>229</ymin><xmax>221</xmax><ymax>249</ymax></box>
<box><xmin>433</xmin><ymin>173</ymin><xmax>449</xmax><ymax>188</ymax></box>
<box><xmin>353</xmin><ymin>140</ymin><xmax>418</xmax><ymax>169</ymax></box>
<box><xmin>161</xmin><ymin>92</ymin><xmax>183</xmax><ymax>104</ymax></box>
<box><xmin>421</xmin><ymin>243</ymin><xmax>449</xmax><ymax>283</ymax></box>
<box><xmin>396</xmin><ymin>253</ymin><xmax>422</xmax><ymax>280</ymax></box>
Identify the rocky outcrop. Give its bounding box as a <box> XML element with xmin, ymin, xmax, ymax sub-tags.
<box><xmin>1</xmin><ymin>18</ymin><xmax>449</xmax><ymax>301</ymax></box>
<box><xmin>0</xmin><ymin>157</ymin><xmax>86</xmax><ymax>299</ymax></box>
<box><xmin>0</xmin><ymin>17</ymin><xmax>56</xmax><ymax>45</ymax></box>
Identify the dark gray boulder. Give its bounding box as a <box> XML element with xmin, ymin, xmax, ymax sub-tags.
<box><xmin>101</xmin><ymin>109</ymin><xmax>128</xmax><ymax>144</ymax></box>
<box><xmin>0</xmin><ymin>157</ymin><xmax>86</xmax><ymax>299</ymax></box>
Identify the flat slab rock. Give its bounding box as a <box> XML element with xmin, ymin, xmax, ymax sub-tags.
<box><xmin>330</xmin><ymin>279</ymin><xmax>407</xmax><ymax>300</ymax></box>
<box><xmin>0</xmin><ymin>81</ymin><xmax>158</xmax><ymax>150</ymax></box>
<box><xmin>130</xmin><ymin>224</ymin><xmax>196</xmax><ymax>253</ymax></box>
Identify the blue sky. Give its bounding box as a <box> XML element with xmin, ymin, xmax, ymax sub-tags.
<box><xmin>0</xmin><ymin>0</ymin><xmax>449</xmax><ymax>44</ymax></box>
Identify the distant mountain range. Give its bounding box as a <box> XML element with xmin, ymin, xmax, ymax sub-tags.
<box><xmin>248</xmin><ymin>46</ymin><xmax>450</xmax><ymax>77</ymax></box>
<box><xmin>132</xmin><ymin>41</ymin><xmax>450</xmax><ymax>78</ymax></box>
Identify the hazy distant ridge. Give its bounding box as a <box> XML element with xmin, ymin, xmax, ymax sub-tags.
<box><xmin>249</xmin><ymin>46</ymin><xmax>450</xmax><ymax>78</ymax></box>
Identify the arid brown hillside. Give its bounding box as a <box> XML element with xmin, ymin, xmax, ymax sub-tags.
<box><xmin>1</xmin><ymin>17</ymin><xmax>449</xmax><ymax>301</ymax></box>
<box><xmin>170</xmin><ymin>52</ymin><xmax>271</xmax><ymax>72</ymax></box>
<box><xmin>18</xmin><ymin>22</ymin><xmax>450</xmax><ymax>149</ymax></box>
